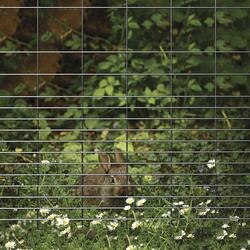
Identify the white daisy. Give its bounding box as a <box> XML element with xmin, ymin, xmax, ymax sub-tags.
<box><xmin>5</xmin><ymin>241</ymin><xmax>16</xmax><ymax>249</ymax></box>
<box><xmin>131</xmin><ymin>221</ymin><xmax>142</xmax><ymax>230</ymax></box>
<box><xmin>107</xmin><ymin>221</ymin><xmax>119</xmax><ymax>231</ymax></box>
<box><xmin>216</xmin><ymin>235</ymin><xmax>225</xmax><ymax>240</ymax></box>
<box><xmin>56</xmin><ymin>217</ymin><xmax>70</xmax><ymax>227</ymax></box>
<box><xmin>90</xmin><ymin>219</ymin><xmax>102</xmax><ymax>225</ymax></box>
<box><xmin>124</xmin><ymin>205</ymin><xmax>131</xmax><ymax>211</ymax></box>
<box><xmin>175</xmin><ymin>230</ymin><xmax>186</xmax><ymax>240</ymax></box>
<box><xmin>173</xmin><ymin>201</ymin><xmax>184</xmax><ymax>206</ymax></box>
<box><xmin>136</xmin><ymin>198</ymin><xmax>146</xmax><ymax>207</ymax></box>
<box><xmin>180</xmin><ymin>206</ymin><xmax>190</xmax><ymax>215</ymax></box>
<box><xmin>59</xmin><ymin>226</ymin><xmax>71</xmax><ymax>236</ymax></box>
<box><xmin>10</xmin><ymin>224</ymin><xmax>21</xmax><ymax>231</ymax></box>
<box><xmin>48</xmin><ymin>213</ymin><xmax>57</xmax><ymax>220</ymax></box>
<box><xmin>205</xmin><ymin>199</ymin><xmax>212</xmax><ymax>205</ymax></box>
<box><xmin>198</xmin><ymin>208</ymin><xmax>210</xmax><ymax>216</ymax></box>
<box><xmin>229</xmin><ymin>216</ymin><xmax>240</xmax><ymax>222</ymax></box>
<box><xmin>126</xmin><ymin>197</ymin><xmax>135</xmax><ymax>205</ymax></box>
<box><xmin>41</xmin><ymin>160</ymin><xmax>50</xmax><ymax>164</ymax></box>
<box><xmin>126</xmin><ymin>245</ymin><xmax>137</xmax><ymax>250</ymax></box>
<box><xmin>207</xmin><ymin>159</ymin><xmax>216</xmax><ymax>169</ymax></box>
<box><xmin>39</xmin><ymin>208</ymin><xmax>50</xmax><ymax>216</ymax></box>
<box><xmin>96</xmin><ymin>212</ymin><xmax>105</xmax><ymax>219</ymax></box>
<box><xmin>228</xmin><ymin>233</ymin><xmax>236</xmax><ymax>239</ymax></box>
<box><xmin>161</xmin><ymin>211</ymin><xmax>171</xmax><ymax>218</ymax></box>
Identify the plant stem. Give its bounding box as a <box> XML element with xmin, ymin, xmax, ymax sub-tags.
<box><xmin>106</xmin><ymin>234</ymin><xmax>111</xmax><ymax>248</ymax></box>
<box><xmin>0</xmin><ymin>31</ymin><xmax>31</xmax><ymax>49</ymax></box>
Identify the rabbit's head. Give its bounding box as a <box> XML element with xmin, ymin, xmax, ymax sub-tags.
<box><xmin>105</xmin><ymin>148</ymin><xmax>132</xmax><ymax>197</ymax></box>
<box><xmin>76</xmin><ymin>149</ymin><xmax>133</xmax><ymax>207</ymax></box>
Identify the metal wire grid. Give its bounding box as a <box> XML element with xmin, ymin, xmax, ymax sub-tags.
<box><xmin>0</xmin><ymin>1</ymin><xmax>249</xmax><ymax>222</ymax></box>
<box><xmin>36</xmin><ymin>0</ymin><xmax>40</xmax><ymax>225</ymax></box>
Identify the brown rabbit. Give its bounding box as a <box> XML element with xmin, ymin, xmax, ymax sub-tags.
<box><xmin>76</xmin><ymin>149</ymin><xmax>132</xmax><ymax>207</ymax></box>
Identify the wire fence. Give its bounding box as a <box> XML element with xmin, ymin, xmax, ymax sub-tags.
<box><xmin>0</xmin><ymin>0</ymin><xmax>249</xmax><ymax>224</ymax></box>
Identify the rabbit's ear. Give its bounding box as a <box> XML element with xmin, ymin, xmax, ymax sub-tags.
<box><xmin>99</xmin><ymin>153</ymin><xmax>111</xmax><ymax>173</ymax></box>
<box><xmin>114</xmin><ymin>148</ymin><xmax>126</xmax><ymax>164</ymax></box>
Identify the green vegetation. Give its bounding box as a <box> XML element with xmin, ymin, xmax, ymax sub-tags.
<box><xmin>0</xmin><ymin>0</ymin><xmax>249</xmax><ymax>249</ymax></box>
<box><xmin>1</xmin><ymin>199</ymin><xmax>249</xmax><ymax>249</ymax></box>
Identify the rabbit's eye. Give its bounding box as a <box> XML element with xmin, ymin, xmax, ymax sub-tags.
<box><xmin>110</xmin><ymin>175</ymin><xmax>116</xmax><ymax>184</ymax></box>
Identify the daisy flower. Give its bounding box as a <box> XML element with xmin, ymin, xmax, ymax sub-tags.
<box><xmin>124</xmin><ymin>205</ymin><xmax>131</xmax><ymax>211</ymax></box>
<box><xmin>126</xmin><ymin>197</ymin><xmax>135</xmax><ymax>205</ymax></box>
<box><xmin>136</xmin><ymin>198</ymin><xmax>146</xmax><ymax>207</ymax></box>
<box><xmin>41</xmin><ymin>160</ymin><xmax>50</xmax><ymax>164</ymax></box>
<box><xmin>39</xmin><ymin>208</ymin><xmax>50</xmax><ymax>216</ymax></box>
<box><xmin>5</xmin><ymin>241</ymin><xmax>16</xmax><ymax>249</ymax></box>
<box><xmin>207</xmin><ymin>159</ymin><xmax>216</xmax><ymax>169</ymax></box>
<box><xmin>90</xmin><ymin>219</ymin><xmax>102</xmax><ymax>226</ymax></box>
<box><xmin>187</xmin><ymin>233</ymin><xmax>195</xmax><ymax>238</ymax></box>
<box><xmin>228</xmin><ymin>234</ymin><xmax>236</xmax><ymax>239</ymax></box>
<box><xmin>126</xmin><ymin>245</ymin><xmax>137</xmax><ymax>250</ymax></box>
<box><xmin>131</xmin><ymin>221</ymin><xmax>142</xmax><ymax>230</ymax></box>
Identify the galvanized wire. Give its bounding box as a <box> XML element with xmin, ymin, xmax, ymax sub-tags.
<box><xmin>0</xmin><ymin>1</ymin><xmax>249</xmax><ymax>222</ymax></box>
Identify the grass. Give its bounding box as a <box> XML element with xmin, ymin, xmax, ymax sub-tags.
<box><xmin>0</xmin><ymin>198</ymin><xmax>249</xmax><ymax>250</ymax></box>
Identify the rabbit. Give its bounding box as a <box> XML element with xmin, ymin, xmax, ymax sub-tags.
<box><xmin>76</xmin><ymin>149</ymin><xmax>133</xmax><ymax>207</ymax></box>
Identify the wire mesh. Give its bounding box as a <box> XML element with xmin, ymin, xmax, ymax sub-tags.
<box><xmin>0</xmin><ymin>0</ymin><xmax>249</xmax><ymax>226</ymax></box>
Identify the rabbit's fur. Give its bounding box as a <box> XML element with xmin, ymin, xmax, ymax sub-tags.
<box><xmin>76</xmin><ymin>149</ymin><xmax>132</xmax><ymax>206</ymax></box>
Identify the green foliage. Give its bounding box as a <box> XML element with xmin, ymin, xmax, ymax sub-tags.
<box><xmin>0</xmin><ymin>201</ymin><xmax>249</xmax><ymax>249</ymax></box>
<box><xmin>0</xmin><ymin>1</ymin><xmax>249</xmax><ymax>248</ymax></box>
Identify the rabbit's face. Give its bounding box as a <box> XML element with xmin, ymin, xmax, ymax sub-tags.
<box><xmin>98</xmin><ymin>172</ymin><xmax>131</xmax><ymax>207</ymax></box>
<box><xmin>108</xmin><ymin>166</ymin><xmax>132</xmax><ymax>197</ymax></box>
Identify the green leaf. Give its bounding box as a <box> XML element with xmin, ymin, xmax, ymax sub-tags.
<box><xmin>174</xmin><ymin>10</ymin><xmax>185</xmax><ymax>22</ymax></box>
<box><xmin>157</xmin><ymin>84</ymin><xmax>166</xmax><ymax>93</ymax></box>
<box><xmin>188</xmin><ymin>42</ymin><xmax>196</xmax><ymax>50</ymax></box>
<box><xmin>128</xmin><ymin>21</ymin><xmax>140</xmax><ymax>29</ymax></box>
<box><xmin>148</xmin><ymin>98</ymin><xmax>155</xmax><ymax>105</ymax></box>
<box><xmin>85</xmin><ymin>119</ymin><xmax>98</xmax><ymax>129</ymax></box>
<box><xmin>65</xmin><ymin>35</ymin><xmax>81</xmax><ymax>49</ymax></box>
<box><xmin>107</xmin><ymin>76</ymin><xmax>115</xmax><ymax>84</ymax></box>
<box><xmin>93</xmin><ymin>88</ymin><xmax>105</xmax><ymax>97</ymax></box>
<box><xmin>204</xmin><ymin>17</ymin><xmax>214</xmax><ymax>27</ymax></box>
<box><xmin>217</xmin><ymin>11</ymin><xmax>232</xmax><ymax>25</ymax></box>
<box><xmin>151</xmin><ymin>13</ymin><xmax>162</xmax><ymax>23</ymax></box>
<box><xmin>0</xmin><ymin>41</ymin><xmax>17</xmax><ymax>51</ymax></box>
<box><xmin>99</xmin><ymin>62</ymin><xmax>111</xmax><ymax>70</ymax></box>
<box><xmin>128</xmin><ymin>30</ymin><xmax>133</xmax><ymax>39</ymax></box>
<box><xmin>38</xmin><ymin>117</ymin><xmax>49</xmax><ymax>129</ymax></box>
<box><xmin>105</xmin><ymin>86</ymin><xmax>114</xmax><ymax>96</ymax></box>
<box><xmin>190</xmin><ymin>84</ymin><xmax>202</xmax><ymax>92</ymax></box>
<box><xmin>216</xmin><ymin>39</ymin><xmax>231</xmax><ymax>51</ymax></box>
<box><xmin>39</xmin><ymin>127</ymin><xmax>51</xmax><ymax>140</ymax></box>
<box><xmin>99</xmin><ymin>79</ymin><xmax>108</xmax><ymax>88</ymax></box>
<box><xmin>205</xmin><ymin>82</ymin><xmax>215</xmax><ymax>92</ymax></box>
<box><xmin>142</xmin><ymin>20</ymin><xmax>153</xmax><ymax>30</ymax></box>
<box><xmin>190</xmin><ymin>19</ymin><xmax>202</xmax><ymax>27</ymax></box>
<box><xmin>144</xmin><ymin>87</ymin><xmax>152</xmax><ymax>96</ymax></box>
<box><xmin>41</xmin><ymin>31</ymin><xmax>53</xmax><ymax>42</ymax></box>
<box><xmin>115</xmin><ymin>134</ymin><xmax>134</xmax><ymax>152</ymax></box>
<box><xmin>187</xmin><ymin>14</ymin><xmax>195</xmax><ymax>22</ymax></box>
